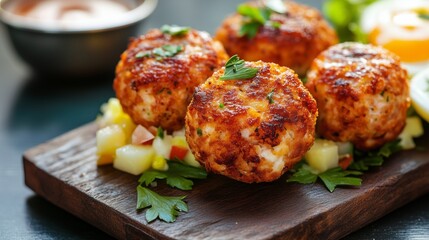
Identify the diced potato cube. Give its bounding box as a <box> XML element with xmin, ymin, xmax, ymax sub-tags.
<box><xmin>402</xmin><ymin>116</ymin><xmax>424</xmax><ymax>138</ymax></box>
<box><xmin>97</xmin><ymin>98</ymin><xmax>136</xmax><ymax>137</ymax></box>
<box><xmin>399</xmin><ymin>134</ymin><xmax>415</xmax><ymax>150</ymax></box>
<box><xmin>98</xmin><ymin>98</ymin><xmax>124</xmax><ymax>126</ymax></box>
<box><xmin>152</xmin><ymin>155</ymin><xmax>169</xmax><ymax>171</ymax></box>
<box><xmin>96</xmin><ymin>125</ymin><xmax>126</xmax><ymax>158</ymax></box>
<box><xmin>184</xmin><ymin>151</ymin><xmax>201</xmax><ymax>168</ymax></box>
<box><xmin>113</xmin><ymin>145</ymin><xmax>155</xmax><ymax>175</ymax></box>
<box><xmin>115</xmin><ymin>114</ymin><xmax>136</xmax><ymax>140</ymax></box>
<box><xmin>171</xmin><ymin>135</ymin><xmax>188</xmax><ymax>148</ymax></box>
<box><xmin>398</xmin><ymin>116</ymin><xmax>424</xmax><ymax>150</ymax></box>
<box><xmin>101</xmin><ymin>98</ymin><xmax>122</xmax><ymax>116</ymax></box>
<box><xmin>305</xmin><ymin>139</ymin><xmax>339</xmax><ymax>173</ymax></box>
<box><xmin>335</xmin><ymin>141</ymin><xmax>353</xmax><ymax>157</ymax></box>
<box><xmin>97</xmin><ymin>155</ymin><xmax>114</xmax><ymax>166</ymax></box>
<box><xmin>152</xmin><ymin>135</ymin><xmax>172</xmax><ymax>159</ymax></box>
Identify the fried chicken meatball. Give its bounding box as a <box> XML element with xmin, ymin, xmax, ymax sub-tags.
<box><xmin>305</xmin><ymin>42</ymin><xmax>410</xmax><ymax>150</ymax></box>
<box><xmin>214</xmin><ymin>1</ymin><xmax>338</xmax><ymax>76</ymax></box>
<box><xmin>114</xmin><ymin>28</ymin><xmax>228</xmax><ymax>132</ymax></box>
<box><xmin>185</xmin><ymin>61</ymin><xmax>318</xmax><ymax>183</ymax></box>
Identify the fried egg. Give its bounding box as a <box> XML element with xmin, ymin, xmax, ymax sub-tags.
<box><xmin>361</xmin><ymin>0</ymin><xmax>429</xmax><ymax>75</ymax></box>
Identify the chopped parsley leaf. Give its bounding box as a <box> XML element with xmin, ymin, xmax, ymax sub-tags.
<box><xmin>135</xmin><ymin>45</ymin><xmax>183</xmax><ymax>60</ymax></box>
<box><xmin>220</xmin><ymin>55</ymin><xmax>259</xmax><ymax>80</ymax></box>
<box><xmin>136</xmin><ymin>186</ymin><xmax>187</xmax><ymax>223</ymax></box>
<box><xmin>288</xmin><ymin>139</ymin><xmax>403</xmax><ymax>192</ymax></box>
<box><xmin>161</xmin><ymin>25</ymin><xmax>190</xmax><ymax>36</ymax></box>
<box><xmin>139</xmin><ymin>161</ymin><xmax>207</xmax><ymax>190</ymax></box>
<box><xmin>267</xmin><ymin>90</ymin><xmax>275</xmax><ymax>104</ymax></box>
<box><xmin>197</xmin><ymin>128</ymin><xmax>203</xmax><ymax>136</ymax></box>
<box><xmin>350</xmin><ymin>139</ymin><xmax>401</xmax><ymax>170</ymax></box>
<box><xmin>237</xmin><ymin>0</ymin><xmax>285</xmax><ymax>38</ymax></box>
<box><xmin>136</xmin><ymin>161</ymin><xmax>207</xmax><ymax>223</ymax></box>
<box><xmin>288</xmin><ymin>164</ymin><xmax>362</xmax><ymax>192</ymax></box>
<box><xmin>157</xmin><ymin>127</ymin><xmax>164</xmax><ymax>139</ymax></box>
<box><xmin>153</xmin><ymin>45</ymin><xmax>183</xmax><ymax>58</ymax></box>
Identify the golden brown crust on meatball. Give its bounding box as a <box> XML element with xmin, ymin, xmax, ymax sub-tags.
<box><xmin>214</xmin><ymin>1</ymin><xmax>338</xmax><ymax>76</ymax></box>
<box><xmin>114</xmin><ymin>28</ymin><xmax>229</xmax><ymax>132</ymax></box>
<box><xmin>185</xmin><ymin>61</ymin><xmax>318</xmax><ymax>183</ymax></box>
<box><xmin>305</xmin><ymin>42</ymin><xmax>410</xmax><ymax>150</ymax></box>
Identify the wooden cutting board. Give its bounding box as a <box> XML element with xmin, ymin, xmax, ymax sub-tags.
<box><xmin>23</xmin><ymin>122</ymin><xmax>429</xmax><ymax>240</ymax></box>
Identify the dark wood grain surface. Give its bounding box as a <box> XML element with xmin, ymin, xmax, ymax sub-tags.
<box><xmin>23</xmin><ymin>122</ymin><xmax>429</xmax><ymax>240</ymax></box>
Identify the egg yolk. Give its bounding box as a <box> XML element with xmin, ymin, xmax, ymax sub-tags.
<box><xmin>369</xmin><ymin>8</ymin><xmax>429</xmax><ymax>63</ymax></box>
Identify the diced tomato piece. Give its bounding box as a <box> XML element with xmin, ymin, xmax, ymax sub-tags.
<box><xmin>132</xmin><ymin>125</ymin><xmax>155</xmax><ymax>145</ymax></box>
<box><xmin>142</xmin><ymin>139</ymin><xmax>154</xmax><ymax>145</ymax></box>
<box><xmin>338</xmin><ymin>154</ymin><xmax>353</xmax><ymax>170</ymax></box>
<box><xmin>169</xmin><ymin>146</ymin><xmax>188</xmax><ymax>160</ymax></box>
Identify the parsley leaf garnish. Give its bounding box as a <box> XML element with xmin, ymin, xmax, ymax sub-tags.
<box><xmin>237</xmin><ymin>0</ymin><xmax>284</xmax><ymax>38</ymax></box>
<box><xmin>136</xmin><ymin>161</ymin><xmax>207</xmax><ymax>223</ymax></box>
<box><xmin>318</xmin><ymin>168</ymin><xmax>362</xmax><ymax>192</ymax></box>
<box><xmin>136</xmin><ymin>186</ymin><xmax>187</xmax><ymax>223</ymax></box>
<box><xmin>135</xmin><ymin>52</ymin><xmax>150</xmax><ymax>59</ymax></box>
<box><xmin>287</xmin><ymin>163</ymin><xmax>318</xmax><ymax>184</ymax></box>
<box><xmin>323</xmin><ymin>0</ymin><xmax>377</xmax><ymax>42</ymax></box>
<box><xmin>220</xmin><ymin>55</ymin><xmax>259</xmax><ymax>80</ymax></box>
<box><xmin>287</xmin><ymin>164</ymin><xmax>362</xmax><ymax>192</ymax></box>
<box><xmin>288</xmin><ymin>139</ymin><xmax>402</xmax><ymax>192</ymax></box>
<box><xmin>238</xmin><ymin>4</ymin><xmax>270</xmax><ymax>24</ymax></box>
<box><xmin>156</xmin><ymin>127</ymin><xmax>164</xmax><ymax>139</ymax></box>
<box><xmin>139</xmin><ymin>161</ymin><xmax>207</xmax><ymax>190</ymax></box>
<box><xmin>348</xmin><ymin>156</ymin><xmax>383</xmax><ymax>171</ymax></box>
<box><xmin>135</xmin><ymin>45</ymin><xmax>183</xmax><ymax>60</ymax></box>
<box><xmin>239</xmin><ymin>21</ymin><xmax>262</xmax><ymax>39</ymax></box>
<box><xmin>378</xmin><ymin>139</ymin><xmax>402</xmax><ymax>157</ymax></box>
<box><xmin>349</xmin><ymin>139</ymin><xmax>401</xmax><ymax>170</ymax></box>
<box><xmin>267</xmin><ymin>89</ymin><xmax>275</xmax><ymax>104</ymax></box>
<box><xmin>153</xmin><ymin>45</ymin><xmax>183</xmax><ymax>58</ymax></box>
<box><xmin>161</xmin><ymin>24</ymin><xmax>190</xmax><ymax>36</ymax></box>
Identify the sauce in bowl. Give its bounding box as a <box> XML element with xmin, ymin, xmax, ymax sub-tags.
<box><xmin>0</xmin><ymin>0</ymin><xmax>153</xmax><ymax>32</ymax></box>
<box><xmin>8</xmin><ymin>0</ymin><xmax>130</xmax><ymax>27</ymax></box>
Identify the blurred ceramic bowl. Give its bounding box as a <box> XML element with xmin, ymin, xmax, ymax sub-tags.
<box><xmin>0</xmin><ymin>0</ymin><xmax>157</xmax><ymax>78</ymax></box>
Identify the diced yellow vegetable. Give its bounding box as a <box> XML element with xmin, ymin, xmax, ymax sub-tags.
<box><xmin>183</xmin><ymin>151</ymin><xmax>201</xmax><ymax>168</ymax></box>
<box><xmin>96</xmin><ymin>98</ymin><xmax>137</xmax><ymax>143</ymax></box>
<box><xmin>113</xmin><ymin>145</ymin><xmax>155</xmax><ymax>175</ymax></box>
<box><xmin>402</xmin><ymin>116</ymin><xmax>424</xmax><ymax>138</ymax></box>
<box><xmin>335</xmin><ymin>141</ymin><xmax>353</xmax><ymax>157</ymax></box>
<box><xmin>398</xmin><ymin>116</ymin><xmax>424</xmax><ymax>150</ymax></box>
<box><xmin>410</xmin><ymin>69</ymin><xmax>429</xmax><ymax>123</ymax></box>
<box><xmin>115</xmin><ymin>114</ymin><xmax>136</xmax><ymax>140</ymax></box>
<box><xmin>152</xmin><ymin>155</ymin><xmax>169</xmax><ymax>171</ymax></box>
<box><xmin>305</xmin><ymin>139</ymin><xmax>339</xmax><ymax>173</ymax></box>
<box><xmin>101</xmin><ymin>98</ymin><xmax>122</xmax><ymax>114</ymax></box>
<box><xmin>98</xmin><ymin>98</ymin><xmax>124</xmax><ymax>126</ymax></box>
<box><xmin>171</xmin><ymin>135</ymin><xmax>188</xmax><ymax>148</ymax></box>
<box><xmin>398</xmin><ymin>134</ymin><xmax>415</xmax><ymax>150</ymax></box>
<box><xmin>96</xmin><ymin>125</ymin><xmax>126</xmax><ymax>158</ymax></box>
<box><xmin>97</xmin><ymin>155</ymin><xmax>114</xmax><ymax>166</ymax></box>
<box><xmin>152</xmin><ymin>135</ymin><xmax>172</xmax><ymax>159</ymax></box>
